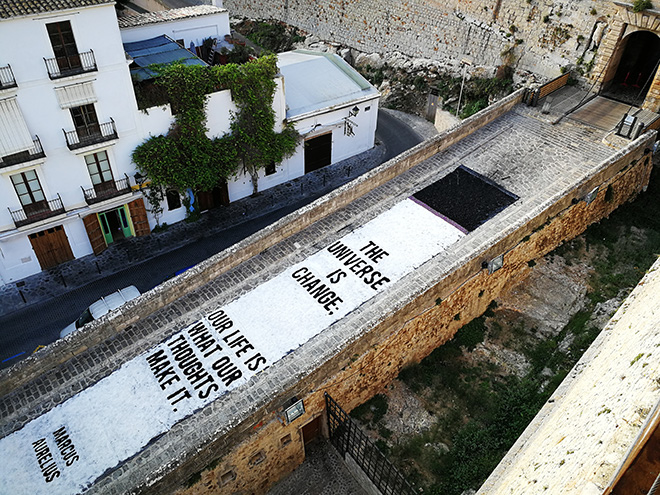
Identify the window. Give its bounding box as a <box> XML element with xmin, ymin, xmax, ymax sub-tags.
<box><xmin>219</xmin><ymin>470</ymin><xmax>236</xmax><ymax>486</ymax></box>
<box><xmin>166</xmin><ymin>189</ymin><xmax>181</xmax><ymax>210</ymax></box>
<box><xmin>0</xmin><ymin>97</ymin><xmax>34</xmax><ymax>158</ymax></box>
<box><xmin>11</xmin><ymin>170</ymin><xmax>45</xmax><ymax>208</ymax></box>
<box><xmin>248</xmin><ymin>451</ymin><xmax>266</xmax><ymax>467</ymax></box>
<box><xmin>85</xmin><ymin>151</ymin><xmax>113</xmax><ymax>186</ymax></box>
<box><xmin>47</xmin><ymin>21</ymin><xmax>80</xmax><ymax>71</ymax></box>
<box><xmin>71</xmin><ymin>104</ymin><xmax>100</xmax><ymax>138</ymax></box>
<box><xmin>265</xmin><ymin>161</ymin><xmax>277</xmax><ymax>176</ymax></box>
<box><xmin>280</xmin><ymin>434</ymin><xmax>292</xmax><ymax>447</ymax></box>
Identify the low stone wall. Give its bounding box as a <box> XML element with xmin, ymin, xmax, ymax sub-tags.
<box><xmin>0</xmin><ymin>88</ymin><xmax>525</xmax><ymax>397</ymax></box>
<box><xmin>139</xmin><ymin>134</ymin><xmax>654</xmax><ymax>494</ymax></box>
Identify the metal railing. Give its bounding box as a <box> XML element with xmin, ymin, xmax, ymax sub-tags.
<box><xmin>0</xmin><ymin>137</ymin><xmax>45</xmax><ymax>168</ymax></box>
<box><xmin>82</xmin><ymin>174</ymin><xmax>131</xmax><ymax>204</ymax></box>
<box><xmin>44</xmin><ymin>50</ymin><xmax>97</xmax><ymax>79</ymax></box>
<box><xmin>63</xmin><ymin>118</ymin><xmax>117</xmax><ymax>150</ymax></box>
<box><xmin>0</xmin><ymin>64</ymin><xmax>17</xmax><ymax>89</ymax></box>
<box><xmin>325</xmin><ymin>393</ymin><xmax>417</xmax><ymax>495</ymax></box>
<box><xmin>8</xmin><ymin>194</ymin><xmax>65</xmax><ymax>227</ymax></box>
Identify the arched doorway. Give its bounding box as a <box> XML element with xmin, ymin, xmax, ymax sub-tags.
<box><xmin>602</xmin><ymin>30</ymin><xmax>660</xmax><ymax>106</ymax></box>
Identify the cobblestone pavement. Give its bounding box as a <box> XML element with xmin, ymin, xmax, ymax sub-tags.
<box><xmin>0</xmin><ymin>109</ymin><xmax>436</xmax><ymax>320</ymax></box>
<box><xmin>267</xmin><ymin>441</ymin><xmax>367</xmax><ymax>495</ymax></box>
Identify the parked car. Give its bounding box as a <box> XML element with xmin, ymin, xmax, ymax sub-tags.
<box><xmin>60</xmin><ymin>286</ymin><xmax>141</xmax><ymax>338</ymax></box>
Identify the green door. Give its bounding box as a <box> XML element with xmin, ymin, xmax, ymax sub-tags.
<box><xmin>97</xmin><ymin>206</ymin><xmax>133</xmax><ymax>245</ymax></box>
<box><xmin>98</xmin><ymin>211</ymin><xmax>113</xmax><ymax>246</ymax></box>
<box><xmin>118</xmin><ymin>205</ymin><xmax>132</xmax><ymax>238</ymax></box>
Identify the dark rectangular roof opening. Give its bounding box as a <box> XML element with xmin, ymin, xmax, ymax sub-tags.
<box><xmin>411</xmin><ymin>165</ymin><xmax>518</xmax><ymax>232</ymax></box>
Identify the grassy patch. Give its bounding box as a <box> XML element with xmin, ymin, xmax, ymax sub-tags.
<box><xmin>350</xmin><ymin>394</ymin><xmax>389</xmax><ymax>426</ymax></box>
<box><xmin>234</xmin><ymin>20</ymin><xmax>305</xmax><ymax>52</ymax></box>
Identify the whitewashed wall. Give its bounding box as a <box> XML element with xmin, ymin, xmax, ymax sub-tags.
<box><xmin>0</xmin><ymin>3</ymin><xmax>143</xmax><ymax>283</ymax></box>
<box><xmin>119</xmin><ymin>11</ymin><xmax>231</xmax><ymax>47</ymax></box>
<box><xmin>0</xmin><ymin>3</ymin><xmax>378</xmax><ymax>285</ymax></box>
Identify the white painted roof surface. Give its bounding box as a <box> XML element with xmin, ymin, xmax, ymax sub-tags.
<box><xmin>277</xmin><ymin>50</ymin><xmax>379</xmax><ymax>119</ymax></box>
<box><xmin>478</xmin><ymin>256</ymin><xmax>660</xmax><ymax>495</ymax></box>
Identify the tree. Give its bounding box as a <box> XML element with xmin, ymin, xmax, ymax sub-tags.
<box><xmin>143</xmin><ymin>184</ymin><xmax>164</xmax><ymax>227</ymax></box>
<box><xmin>214</xmin><ymin>54</ymin><xmax>299</xmax><ymax>195</ymax></box>
<box><xmin>132</xmin><ymin>55</ymin><xmax>299</xmax><ymax>202</ymax></box>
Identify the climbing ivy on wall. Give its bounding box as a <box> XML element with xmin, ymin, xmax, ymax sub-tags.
<box><xmin>132</xmin><ymin>54</ymin><xmax>299</xmax><ymax>198</ymax></box>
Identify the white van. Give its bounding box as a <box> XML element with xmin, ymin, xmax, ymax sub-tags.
<box><xmin>60</xmin><ymin>286</ymin><xmax>140</xmax><ymax>338</ymax></box>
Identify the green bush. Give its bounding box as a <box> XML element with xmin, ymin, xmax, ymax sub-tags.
<box><xmin>633</xmin><ymin>0</ymin><xmax>653</xmax><ymax>12</ymax></box>
<box><xmin>243</xmin><ymin>21</ymin><xmax>305</xmax><ymax>52</ymax></box>
<box><xmin>453</xmin><ymin>316</ymin><xmax>487</xmax><ymax>350</ymax></box>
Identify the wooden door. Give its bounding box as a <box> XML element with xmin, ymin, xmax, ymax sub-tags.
<box><xmin>28</xmin><ymin>225</ymin><xmax>74</xmax><ymax>269</ymax></box>
<box><xmin>304</xmin><ymin>133</ymin><xmax>332</xmax><ymax>174</ymax></box>
<box><xmin>218</xmin><ymin>181</ymin><xmax>230</xmax><ymax>206</ymax></box>
<box><xmin>83</xmin><ymin>213</ymin><xmax>107</xmax><ymax>255</ymax></box>
<box><xmin>127</xmin><ymin>198</ymin><xmax>150</xmax><ymax>237</ymax></box>
<box><xmin>97</xmin><ymin>211</ymin><xmax>115</xmax><ymax>245</ymax></box>
<box><xmin>301</xmin><ymin>416</ymin><xmax>322</xmax><ymax>445</ymax></box>
<box><xmin>426</xmin><ymin>89</ymin><xmax>439</xmax><ymax>122</ymax></box>
<box><xmin>196</xmin><ymin>190</ymin><xmax>214</xmax><ymax>211</ymax></box>
<box><xmin>118</xmin><ymin>206</ymin><xmax>132</xmax><ymax>238</ymax></box>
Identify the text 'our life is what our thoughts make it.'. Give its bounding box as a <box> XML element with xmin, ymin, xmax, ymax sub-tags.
<box><xmin>146</xmin><ymin>309</ymin><xmax>267</xmax><ymax>412</ymax></box>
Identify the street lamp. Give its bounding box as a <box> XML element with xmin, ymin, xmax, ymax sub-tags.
<box><xmin>456</xmin><ymin>58</ymin><xmax>472</xmax><ymax>118</ymax></box>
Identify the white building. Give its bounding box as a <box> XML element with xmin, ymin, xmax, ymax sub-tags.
<box><xmin>0</xmin><ymin>0</ymin><xmax>379</xmax><ymax>286</ymax></box>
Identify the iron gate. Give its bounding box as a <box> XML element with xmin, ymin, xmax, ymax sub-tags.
<box><xmin>325</xmin><ymin>393</ymin><xmax>417</xmax><ymax>495</ymax></box>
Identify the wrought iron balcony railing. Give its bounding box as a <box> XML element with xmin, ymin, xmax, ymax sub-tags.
<box><xmin>63</xmin><ymin>119</ymin><xmax>117</xmax><ymax>150</ymax></box>
<box><xmin>8</xmin><ymin>194</ymin><xmax>65</xmax><ymax>228</ymax></box>
<box><xmin>44</xmin><ymin>50</ymin><xmax>97</xmax><ymax>79</ymax></box>
<box><xmin>82</xmin><ymin>175</ymin><xmax>131</xmax><ymax>205</ymax></box>
<box><xmin>0</xmin><ymin>64</ymin><xmax>17</xmax><ymax>89</ymax></box>
<box><xmin>0</xmin><ymin>137</ymin><xmax>45</xmax><ymax>168</ymax></box>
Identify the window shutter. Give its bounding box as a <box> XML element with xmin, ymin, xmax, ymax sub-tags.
<box><xmin>55</xmin><ymin>81</ymin><xmax>97</xmax><ymax>109</ymax></box>
<box><xmin>0</xmin><ymin>97</ymin><xmax>34</xmax><ymax>156</ymax></box>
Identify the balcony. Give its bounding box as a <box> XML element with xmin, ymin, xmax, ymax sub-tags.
<box><xmin>0</xmin><ymin>65</ymin><xmax>17</xmax><ymax>90</ymax></box>
<box><xmin>63</xmin><ymin>119</ymin><xmax>118</xmax><ymax>151</ymax></box>
<box><xmin>8</xmin><ymin>194</ymin><xmax>65</xmax><ymax>228</ymax></box>
<box><xmin>82</xmin><ymin>175</ymin><xmax>132</xmax><ymax>205</ymax></box>
<box><xmin>44</xmin><ymin>50</ymin><xmax>97</xmax><ymax>80</ymax></box>
<box><xmin>0</xmin><ymin>137</ymin><xmax>45</xmax><ymax>169</ymax></box>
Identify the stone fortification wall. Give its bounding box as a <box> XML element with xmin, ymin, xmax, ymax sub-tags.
<box><xmin>0</xmin><ymin>94</ymin><xmax>654</xmax><ymax>494</ymax></box>
<box><xmin>161</xmin><ymin>132</ymin><xmax>654</xmax><ymax>495</ymax></box>
<box><xmin>226</xmin><ymin>0</ymin><xmax>618</xmax><ymax>80</ymax></box>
